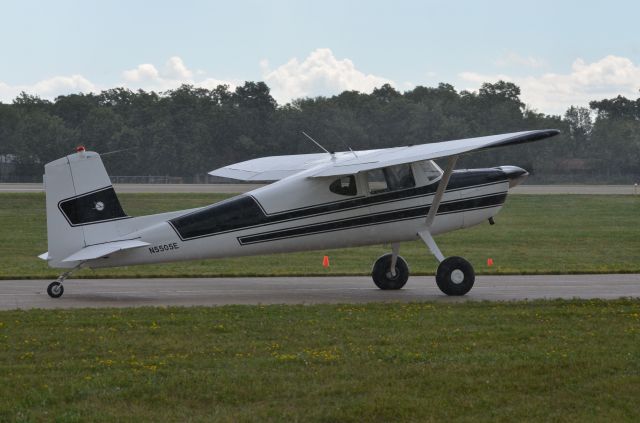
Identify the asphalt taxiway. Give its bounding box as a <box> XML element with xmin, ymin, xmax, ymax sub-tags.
<box><xmin>0</xmin><ymin>274</ymin><xmax>638</xmax><ymax>310</ymax></box>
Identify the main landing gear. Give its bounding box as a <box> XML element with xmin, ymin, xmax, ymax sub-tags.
<box><xmin>368</xmin><ymin>153</ymin><xmax>475</xmax><ymax>296</ymax></box>
<box><xmin>46</xmin><ymin>264</ymin><xmax>82</xmax><ymax>298</ymax></box>
<box><xmin>372</xmin><ymin>244</ymin><xmax>409</xmax><ymax>290</ymax></box>
<box><xmin>370</xmin><ymin>233</ymin><xmax>475</xmax><ymax>296</ymax></box>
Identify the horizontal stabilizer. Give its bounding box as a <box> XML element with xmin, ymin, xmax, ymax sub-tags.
<box><xmin>38</xmin><ymin>252</ymin><xmax>49</xmax><ymax>261</ymax></box>
<box><xmin>62</xmin><ymin>239</ymin><xmax>149</xmax><ymax>262</ymax></box>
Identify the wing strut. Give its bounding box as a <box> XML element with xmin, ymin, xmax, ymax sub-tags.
<box><xmin>418</xmin><ymin>155</ymin><xmax>458</xmax><ymax>263</ymax></box>
<box><xmin>425</xmin><ymin>155</ymin><xmax>457</xmax><ymax>227</ymax></box>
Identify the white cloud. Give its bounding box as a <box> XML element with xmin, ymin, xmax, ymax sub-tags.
<box><xmin>2</xmin><ymin>52</ymin><xmax>638</xmax><ymax>115</ymax></box>
<box><xmin>122</xmin><ymin>63</ymin><xmax>160</xmax><ymax>82</ymax></box>
<box><xmin>164</xmin><ymin>56</ymin><xmax>193</xmax><ymax>79</ymax></box>
<box><xmin>460</xmin><ymin>55</ymin><xmax>640</xmax><ymax>114</ymax></box>
<box><xmin>262</xmin><ymin>48</ymin><xmax>395</xmax><ymax>103</ymax></box>
<box><xmin>0</xmin><ymin>75</ymin><xmax>98</xmax><ymax>102</ymax></box>
<box><xmin>0</xmin><ymin>57</ymin><xmax>235</xmax><ymax>103</ymax></box>
<box><xmin>120</xmin><ymin>57</ymin><xmax>234</xmax><ymax>92</ymax></box>
<box><xmin>3</xmin><ymin>50</ymin><xmax>389</xmax><ymax>103</ymax></box>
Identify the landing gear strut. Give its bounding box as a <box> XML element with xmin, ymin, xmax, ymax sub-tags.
<box><xmin>46</xmin><ymin>264</ymin><xmax>82</xmax><ymax>298</ymax></box>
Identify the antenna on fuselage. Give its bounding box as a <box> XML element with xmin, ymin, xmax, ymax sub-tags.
<box><xmin>301</xmin><ymin>131</ymin><xmax>333</xmax><ymax>156</ymax></box>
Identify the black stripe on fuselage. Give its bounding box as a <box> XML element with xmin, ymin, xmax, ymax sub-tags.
<box><xmin>237</xmin><ymin>192</ymin><xmax>507</xmax><ymax>245</ymax></box>
<box><xmin>168</xmin><ymin>169</ymin><xmax>509</xmax><ymax>241</ymax></box>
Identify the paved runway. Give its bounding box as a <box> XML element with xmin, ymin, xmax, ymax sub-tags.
<box><xmin>1</xmin><ymin>183</ymin><xmax>638</xmax><ymax>194</ymax></box>
<box><xmin>1</xmin><ymin>274</ymin><xmax>638</xmax><ymax>310</ymax></box>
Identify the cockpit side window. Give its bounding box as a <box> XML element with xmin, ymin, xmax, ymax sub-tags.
<box><xmin>366</xmin><ymin>164</ymin><xmax>416</xmax><ymax>194</ymax></box>
<box><xmin>414</xmin><ymin>160</ymin><xmax>442</xmax><ymax>182</ymax></box>
<box><xmin>329</xmin><ymin>175</ymin><xmax>357</xmax><ymax>196</ymax></box>
<box><xmin>366</xmin><ymin>169</ymin><xmax>388</xmax><ymax>194</ymax></box>
<box><xmin>384</xmin><ymin>164</ymin><xmax>415</xmax><ymax>190</ymax></box>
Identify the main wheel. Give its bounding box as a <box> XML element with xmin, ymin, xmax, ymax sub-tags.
<box><xmin>47</xmin><ymin>281</ymin><xmax>64</xmax><ymax>298</ymax></box>
<box><xmin>436</xmin><ymin>256</ymin><xmax>475</xmax><ymax>296</ymax></box>
<box><xmin>372</xmin><ymin>254</ymin><xmax>409</xmax><ymax>290</ymax></box>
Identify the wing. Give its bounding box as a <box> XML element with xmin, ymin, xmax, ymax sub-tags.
<box><xmin>309</xmin><ymin>129</ymin><xmax>560</xmax><ymax>177</ymax></box>
<box><xmin>209</xmin><ymin>129</ymin><xmax>559</xmax><ymax>181</ymax></box>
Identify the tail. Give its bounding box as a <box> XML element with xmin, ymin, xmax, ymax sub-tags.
<box><xmin>42</xmin><ymin>148</ymin><xmax>130</xmax><ymax>268</ymax></box>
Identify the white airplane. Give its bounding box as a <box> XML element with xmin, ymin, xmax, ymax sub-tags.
<box><xmin>39</xmin><ymin>129</ymin><xmax>560</xmax><ymax>298</ymax></box>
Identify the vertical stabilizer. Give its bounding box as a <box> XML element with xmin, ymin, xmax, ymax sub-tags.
<box><xmin>43</xmin><ymin>149</ymin><xmax>128</xmax><ymax>267</ymax></box>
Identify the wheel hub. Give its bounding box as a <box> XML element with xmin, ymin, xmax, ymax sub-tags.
<box><xmin>451</xmin><ymin>269</ymin><xmax>465</xmax><ymax>284</ymax></box>
<box><xmin>385</xmin><ymin>269</ymin><xmax>399</xmax><ymax>280</ymax></box>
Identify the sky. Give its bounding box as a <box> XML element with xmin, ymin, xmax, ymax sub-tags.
<box><xmin>1</xmin><ymin>0</ymin><xmax>639</xmax><ymax>115</ymax></box>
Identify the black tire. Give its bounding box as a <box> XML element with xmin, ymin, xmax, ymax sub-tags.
<box><xmin>47</xmin><ymin>281</ymin><xmax>64</xmax><ymax>298</ymax></box>
<box><xmin>372</xmin><ymin>254</ymin><xmax>409</xmax><ymax>290</ymax></box>
<box><xmin>436</xmin><ymin>256</ymin><xmax>475</xmax><ymax>296</ymax></box>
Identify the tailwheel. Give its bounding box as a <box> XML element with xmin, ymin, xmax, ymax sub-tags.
<box><xmin>46</xmin><ymin>263</ymin><xmax>82</xmax><ymax>299</ymax></box>
<box><xmin>47</xmin><ymin>281</ymin><xmax>64</xmax><ymax>298</ymax></box>
<box><xmin>436</xmin><ymin>256</ymin><xmax>475</xmax><ymax>296</ymax></box>
<box><xmin>372</xmin><ymin>253</ymin><xmax>409</xmax><ymax>290</ymax></box>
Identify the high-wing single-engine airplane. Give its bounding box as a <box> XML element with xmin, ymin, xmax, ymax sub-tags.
<box><xmin>38</xmin><ymin>129</ymin><xmax>560</xmax><ymax>298</ymax></box>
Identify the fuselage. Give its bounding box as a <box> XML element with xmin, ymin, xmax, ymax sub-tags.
<box><xmin>86</xmin><ymin>164</ymin><xmax>523</xmax><ymax>269</ymax></box>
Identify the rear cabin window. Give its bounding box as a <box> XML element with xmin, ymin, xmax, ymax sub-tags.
<box><xmin>366</xmin><ymin>164</ymin><xmax>415</xmax><ymax>194</ymax></box>
<box><xmin>329</xmin><ymin>175</ymin><xmax>357</xmax><ymax>196</ymax></box>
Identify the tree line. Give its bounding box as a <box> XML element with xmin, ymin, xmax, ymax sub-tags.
<box><xmin>0</xmin><ymin>81</ymin><xmax>638</xmax><ymax>183</ymax></box>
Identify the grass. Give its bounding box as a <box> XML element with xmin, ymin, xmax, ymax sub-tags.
<box><xmin>1</xmin><ymin>300</ymin><xmax>639</xmax><ymax>422</ymax></box>
<box><xmin>0</xmin><ymin>193</ymin><xmax>639</xmax><ymax>279</ymax></box>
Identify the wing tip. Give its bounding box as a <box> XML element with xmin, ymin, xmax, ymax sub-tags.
<box><xmin>506</xmin><ymin>128</ymin><xmax>561</xmax><ymax>144</ymax></box>
<box><xmin>540</xmin><ymin>128</ymin><xmax>561</xmax><ymax>137</ymax></box>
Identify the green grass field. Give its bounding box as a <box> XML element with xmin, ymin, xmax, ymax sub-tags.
<box><xmin>1</xmin><ymin>192</ymin><xmax>639</xmax><ymax>279</ymax></box>
<box><xmin>1</xmin><ymin>300</ymin><xmax>639</xmax><ymax>421</ymax></box>
<box><xmin>2</xmin><ymin>193</ymin><xmax>639</xmax><ymax>421</ymax></box>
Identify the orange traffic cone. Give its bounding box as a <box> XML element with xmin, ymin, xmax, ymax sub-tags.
<box><xmin>487</xmin><ymin>258</ymin><xmax>494</xmax><ymax>267</ymax></box>
<box><xmin>322</xmin><ymin>255</ymin><xmax>330</xmax><ymax>268</ymax></box>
